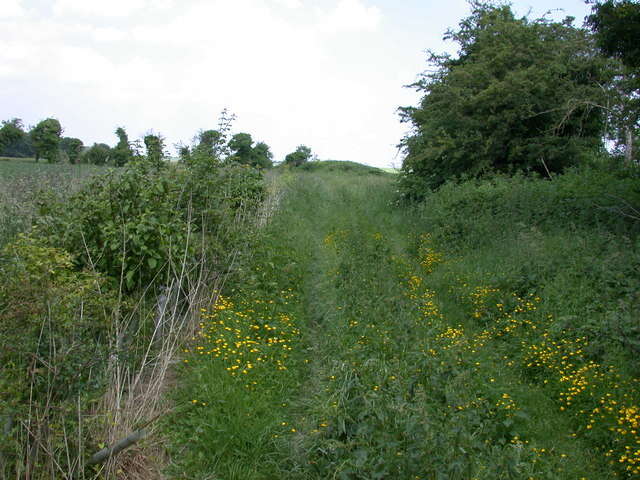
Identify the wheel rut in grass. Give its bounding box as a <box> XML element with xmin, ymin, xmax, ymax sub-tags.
<box><xmin>166</xmin><ymin>170</ymin><xmax>615</xmax><ymax>480</ymax></box>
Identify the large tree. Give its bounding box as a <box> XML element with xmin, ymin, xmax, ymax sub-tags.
<box><xmin>399</xmin><ymin>4</ymin><xmax>610</xmax><ymax>196</ymax></box>
<box><xmin>252</xmin><ymin>142</ymin><xmax>274</xmax><ymax>168</ymax></box>
<box><xmin>195</xmin><ymin>129</ymin><xmax>223</xmax><ymax>158</ymax></box>
<box><xmin>228</xmin><ymin>133</ymin><xmax>254</xmax><ymax>164</ymax></box>
<box><xmin>587</xmin><ymin>0</ymin><xmax>640</xmax><ymax>163</ymax></box>
<box><xmin>0</xmin><ymin>118</ymin><xmax>25</xmax><ymax>152</ymax></box>
<box><xmin>588</xmin><ymin>0</ymin><xmax>640</xmax><ymax>69</ymax></box>
<box><xmin>59</xmin><ymin>137</ymin><xmax>84</xmax><ymax>164</ymax></box>
<box><xmin>284</xmin><ymin>145</ymin><xmax>312</xmax><ymax>166</ymax></box>
<box><xmin>30</xmin><ymin>118</ymin><xmax>63</xmax><ymax>163</ymax></box>
<box><xmin>0</xmin><ymin>119</ymin><xmax>33</xmax><ymax>157</ymax></box>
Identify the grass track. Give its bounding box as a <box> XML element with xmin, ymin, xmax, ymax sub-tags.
<box><xmin>166</xmin><ymin>169</ymin><xmax>616</xmax><ymax>479</ymax></box>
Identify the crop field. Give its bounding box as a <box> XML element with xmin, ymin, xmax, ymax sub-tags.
<box><xmin>0</xmin><ymin>157</ymin><xmax>104</xmax><ymax>247</ymax></box>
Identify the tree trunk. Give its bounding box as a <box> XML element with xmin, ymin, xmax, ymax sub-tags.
<box><xmin>625</xmin><ymin>126</ymin><xmax>634</xmax><ymax>165</ymax></box>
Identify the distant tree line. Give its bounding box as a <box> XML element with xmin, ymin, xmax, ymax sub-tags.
<box><xmin>1</xmin><ymin>111</ymin><xmax>314</xmax><ymax>168</ymax></box>
<box><xmin>399</xmin><ymin>0</ymin><xmax>640</xmax><ymax>198</ymax></box>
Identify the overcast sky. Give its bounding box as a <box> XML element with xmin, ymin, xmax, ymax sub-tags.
<box><xmin>0</xmin><ymin>0</ymin><xmax>593</xmax><ymax>168</ymax></box>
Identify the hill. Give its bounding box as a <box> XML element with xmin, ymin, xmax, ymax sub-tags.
<box><xmin>277</xmin><ymin>160</ymin><xmax>386</xmax><ymax>175</ymax></box>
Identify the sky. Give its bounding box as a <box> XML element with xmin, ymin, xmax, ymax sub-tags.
<box><xmin>0</xmin><ymin>0</ymin><xmax>594</xmax><ymax>168</ymax></box>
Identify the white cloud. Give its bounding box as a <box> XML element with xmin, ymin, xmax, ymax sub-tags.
<box><xmin>92</xmin><ymin>27</ymin><xmax>127</xmax><ymax>43</ymax></box>
<box><xmin>0</xmin><ymin>0</ymin><xmax>404</xmax><ymax>167</ymax></box>
<box><xmin>0</xmin><ymin>0</ymin><xmax>25</xmax><ymax>18</ymax></box>
<box><xmin>272</xmin><ymin>0</ymin><xmax>302</xmax><ymax>8</ymax></box>
<box><xmin>53</xmin><ymin>0</ymin><xmax>149</xmax><ymax>18</ymax></box>
<box><xmin>316</xmin><ymin>0</ymin><xmax>382</xmax><ymax>34</ymax></box>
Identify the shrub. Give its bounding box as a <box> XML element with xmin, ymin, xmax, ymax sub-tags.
<box><xmin>83</xmin><ymin>143</ymin><xmax>112</xmax><ymax>165</ymax></box>
<box><xmin>0</xmin><ymin>234</ymin><xmax>114</xmax><ymax>418</ymax></box>
<box><xmin>36</xmin><ymin>159</ymin><xmax>266</xmax><ymax>291</ymax></box>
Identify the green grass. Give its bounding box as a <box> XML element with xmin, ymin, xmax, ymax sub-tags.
<box><xmin>0</xmin><ymin>156</ymin><xmax>34</xmax><ymax>162</ymax></box>
<box><xmin>276</xmin><ymin>160</ymin><xmax>387</xmax><ymax>175</ymax></box>
<box><xmin>163</xmin><ymin>167</ymin><xmax>636</xmax><ymax>478</ymax></box>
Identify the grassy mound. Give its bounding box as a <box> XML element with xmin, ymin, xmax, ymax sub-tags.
<box><xmin>277</xmin><ymin>160</ymin><xmax>386</xmax><ymax>175</ymax></box>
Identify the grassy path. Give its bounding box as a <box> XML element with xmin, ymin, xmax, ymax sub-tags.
<box><xmin>165</xmin><ymin>170</ymin><xmax>617</xmax><ymax>479</ymax></box>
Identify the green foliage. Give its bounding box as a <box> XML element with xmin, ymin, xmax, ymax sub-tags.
<box><xmin>252</xmin><ymin>141</ymin><xmax>274</xmax><ymax>169</ymax></box>
<box><xmin>587</xmin><ymin>1</ymin><xmax>640</xmax><ymax>163</ymax></box>
<box><xmin>0</xmin><ymin>158</ymin><xmax>104</xmax><ymax>248</ymax></box>
<box><xmin>0</xmin><ymin>235</ymin><xmax>113</xmax><ymax>407</ymax></box>
<box><xmin>166</xmin><ymin>169</ymin><xmax>621</xmax><ymax>478</ymax></box>
<box><xmin>177</xmin><ymin>143</ymin><xmax>191</xmax><ymax>163</ymax></box>
<box><xmin>194</xmin><ymin>129</ymin><xmax>223</xmax><ymax>158</ymax></box>
<box><xmin>407</xmin><ymin>165</ymin><xmax>640</xmax><ymax>478</ymax></box>
<box><xmin>228</xmin><ymin>132</ymin><xmax>254</xmax><ymax>163</ymax></box>
<box><xmin>399</xmin><ymin>4</ymin><xmax>610</xmax><ymax>197</ymax></box>
<box><xmin>0</xmin><ymin>118</ymin><xmax>25</xmax><ymax>152</ymax></box>
<box><xmin>35</xmin><ymin>158</ymin><xmax>265</xmax><ymax>291</ymax></box>
<box><xmin>297</xmin><ymin>160</ymin><xmax>385</xmax><ymax>175</ymax></box>
<box><xmin>588</xmin><ymin>0</ymin><xmax>640</xmax><ymax>69</ymax></box>
<box><xmin>0</xmin><ymin>119</ymin><xmax>33</xmax><ymax>158</ymax></box>
<box><xmin>414</xmin><ymin>164</ymin><xmax>640</xmax><ymax>366</ymax></box>
<box><xmin>228</xmin><ymin>134</ymin><xmax>273</xmax><ymax>168</ymax></box>
<box><xmin>30</xmin><ymin>118</ymin><xmax>62</xmax><ymax>163</ymax></box>
<box><xmin>38</xmin><ymin>161</ymin><xmax>192</xmax><ymax>290</ymax></box>
<box><xmin>113</xmin><ymin>126</ymin><xmax>134</xmax><ymax>167</ymax></box>
<box><xmin>0</xmin><ymin>235</ymin><xmax>116</xmax><ymax>477</ymax></box>
<box><xmin>59</xmin><ymin>136</ymin><xmax>84</xmax><ymax>164</ymax></box>
<box><xmin>83</xmin><ymin>142</ymin><xmax>112</xmax><ymax>165</ymax></box>
<box><xmin>144</xmin><ymin>133</ymin><xmax>165</xmax><ymax>167</ymax></box>
<box><xmin>0</xmin><ymin>119</ymin><xmax>267</xmax><ymax>478</ymax></box>
<box><xmin>417</xmin><ymin>163</ymin><xmax>640</xmax><ymax>251</ymax></box>
<box><xmin>284</xmin><ymin>145</ymin><xmax>312</xmax><ymax>166</ymax></box>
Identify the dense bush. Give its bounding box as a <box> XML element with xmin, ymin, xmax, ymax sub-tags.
<box><xmin>83</xmin><ymin>142</ymin><xmax>112</xmax><ymax>165</ymax></box>
<box><xmin>0</xmin><ymin>235</ymin><xmax>117</xmax><ymax>473</ymax></box>
<box><xmin>35</xmin><ymin>158</ymin><xmax>265</xmax><ymax>291</ymax></box>
<box><xmin>416</xmin><ymin>163</ymin><xmax>640</xmax><ymax>367</ymax></box>
<box><xmin>418</xmin><ymin>163</ymin><xmax>640</xmax><ymax>249</ymax></box>
<box><xmin>284</xmin><ymin>145</ymin><xmax>312</xmax><ymax>166</ymax></box>
<box><xmin>37</xmin><ymin>161</ymin><xmax>191</xmax><ymax>290</ymax></box>
<box><xmin>399</xmin><ymin>4</ymin><xmax>611</xmax><ymax>197</ymax></box>
<box><xmin>0</xmin><ymin>149</ymin><xmax>266</xmax><ymax>476</ymax></box>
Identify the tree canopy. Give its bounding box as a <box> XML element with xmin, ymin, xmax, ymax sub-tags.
<box><xmin>0</xmin><ymin>119</ymin><xmax>33</xmax><ymax>158</ymax></box>
<box><xmin>59</xmin><ymin>137</ymin><xmax>84</xmax><ymax>164</ymax></box>
<box><xmin>587</xmin><ymin>0</ymin><xmax>640</xmax><ymax>162</ymax></box>
<box><xmin>0</xmin><ymin>119</ymin><xmax>25</xmax><ymax>151</ymax></box>
<box><xmin>195</xmin><ymin>130</ymin><xmax>223</xmax><ymax>158</ymax></box>
<box><xmin>399</xmin><ymin>3</ymin><xmax>610</xmax><ymax>197</ymax></box>
<box><xmin>144</xmin><ymin>133</ymin><xmax>165</xmax><ymax>168</ymax></box>
<box><xmin>252</xmin><ymin>142</ymin><xmax>274</xmax><ymax>169</ymax></box>
<box><xmin>113</xmin><ymin>127</ymin><xmax>133</xmax><ymax>167</ymax></box>
<box><xmin>588</xmin><ymin>0</ymin><xmax>640</xmax><ymax>69</ymax></box>
<box><xmin>284</xmin><ymin>145</ymin><xmax>312</xmax><ymax>167</ymax></box>
<box><xmin>227</xmin><ymin>133</ymin><xmax>274</xmax><ymax>168</ymax></box>
<box><xmin>84</xmin><ymin>143</ymin><xmax>111</xmax><ymax>165</ymax></box>
<box><xmin>30</xmin><ymin>118</ymin><xmax>63</xmax><ymax>163</ymax></box>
